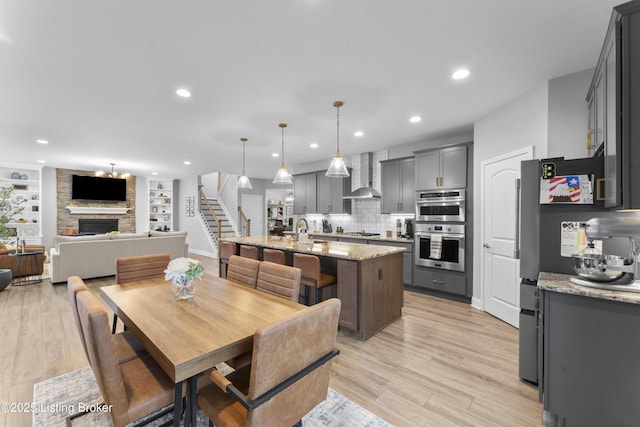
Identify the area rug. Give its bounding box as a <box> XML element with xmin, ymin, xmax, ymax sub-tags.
<box><xmin>33</xmin><ymin>367</ymin><xmax>391</xmax><ymax>427</ymax></box>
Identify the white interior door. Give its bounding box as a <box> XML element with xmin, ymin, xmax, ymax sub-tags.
<box><xmin>481</xmin><ymin>147</ymin><xmax>533</xmax><ymax>327</ymax></box>
<box><xmin>241</xmin><ymin>194</ymin><xmax>263</xmax><ymax>236</ymax></box>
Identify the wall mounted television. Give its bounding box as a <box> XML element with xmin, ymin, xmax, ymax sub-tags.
<box><xmin>71</xmin><ymin>174</ymin><xmax>127</xmax><ymax>201</ymax></box>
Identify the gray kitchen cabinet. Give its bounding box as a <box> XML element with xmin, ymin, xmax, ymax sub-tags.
<box><xmin>587</xmin><ymin>1</ymin><xmax>640</xmax><ymax>209</ymax></box>
<box><xmin>542</xmin><ymin>290</ymin><xmax>640</xmax><ymax>426</ymax></box>
<box><xmin>316</xmin><ymin>171</ymin><xmax>351</xmax><ymax>214</ymax></box>
<box><xmin>292</xmin><ymin>173</ymin><xmax>317</xmax><ymax>214</ymax></box>
<box><xmin>380</xmin><ymin>157</ymin><xmax>414</xmax><ymax>213</ymax></box>
<box><xmin>369</xmin><ymin>240</ymin><xmax>413</xmax><ymax>285</ymax></box>
<box><xmin>415</xmin><ymin>146</ymin><xmax>467</xmax><ymax>190</ymax></box>
<box><xmin>412</xmin><ymin>266</ymin><xmax>467</xmax><ymax>297</ymax></box>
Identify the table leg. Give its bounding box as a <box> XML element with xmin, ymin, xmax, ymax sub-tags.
<box><xmin>173</xmin><ymin>383</ymin><xmax>182</xmax><ymax>427</ymax></box>
<box><xmin>185</xmin><ymin>375</ymin><xmax>198</xmax><ymax>427</ymax></box>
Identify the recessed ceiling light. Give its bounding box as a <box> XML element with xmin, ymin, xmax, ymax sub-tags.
<box><xmin>354</xmin><ymin>131</ymin><xmax>364</xmax><ymax>137</ymax></box>
<box><xmin>36</xmin><ymin>139</ymin><xmax>48</xmax><ymax>144</ymax></box>
<box><xmin>310</xmin><ymin>143</ymin><xmax>319</xmax><ymax>149</ymax></box>
<box><xmin>452</xmin><ymin>68</ymin><xmax>470</xmax><ymax>80</ymax></box>
<box><xmin>152</xmin><ymin>172</ymin><xmax>158</xmax><ymax>176</ymax></box>
<box><xmin>184</xmin><ymin>161</ymin><xmax>191</xmax><ymax>165</ymax></box>
<box><xmin>409</xmin><ymin>116</ymin><xmax>422</xmax><ymax>123</ymax></box>
<box><xmin>37</xmin><ymin>159</ymin><xmax>46</xmax><ymax>163</ymax></box>
<box><xmin>176</xmin><ymin>89</ymin><xmax>191</xmax><ymax>98</ymax></box>
<box><xmin>272</xmin><ymin>153</ymin><xmax>279</xmax><ymax>158</ymax></box>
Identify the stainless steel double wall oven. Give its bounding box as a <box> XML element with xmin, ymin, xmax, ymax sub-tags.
<box><xmin>414</xmin><ymin>189</ymin><xmax>466</xmax><ymax>272</ymax></box>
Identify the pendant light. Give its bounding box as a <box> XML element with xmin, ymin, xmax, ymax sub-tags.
<box><xmin>273</xmin><ymin>123</ymin><xmax>293</xmax><ymax>184</ymax></box>
<box><xmin>325</xmin><ymin>100</ymin><xmax>350</xmax><ymax>177</ymax></box>
<box><xmin>237</xmin><ymin>137</ymin><xmax>253</xmax><ymax>189</ymax></box>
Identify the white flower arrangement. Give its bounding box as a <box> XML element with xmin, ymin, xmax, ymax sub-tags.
<box><xmin>164</xmin><ymin>257</ymin><xmax>204</xmax><ymax>282</ymax></box>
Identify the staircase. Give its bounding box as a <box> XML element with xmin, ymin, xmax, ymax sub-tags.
<box><xmin>199</xmin><ymin>195</ymin><xmax>236</xmax><ymax>241</ymax></box>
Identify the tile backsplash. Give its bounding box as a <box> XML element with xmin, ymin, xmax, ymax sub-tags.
<box><xmin>303</xmin><ymin>199</ymin><xmax>414</xmax><ymax>235</ymax></box>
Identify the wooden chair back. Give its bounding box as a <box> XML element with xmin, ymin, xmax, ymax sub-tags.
<box><xmin>256</xmin><ymin>262</ymin><xmax>301</xmax><ymax>302</ymax></box>
<box><xmin>219</xmin><ymin>242</ymin><xmax>236</xmax><ymax>262</ymax></box>
<box><xmin>115</xmin><ymin>254</ymin><xmax>170</xmax><ymax>284</ymax></box>
<box><xmin>246</xmin><ymin>299</ymin><xmax>341</xmax><ymax>426</ymax></box>
<box><xmin>226</xmin><ymin>255</ymin><xmax>260</xmax><ymax>288</ymax></box>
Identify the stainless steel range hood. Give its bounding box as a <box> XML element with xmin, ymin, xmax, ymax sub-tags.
<box><xmin>343</xmin><ymin>152</ymin><xmax>381</xmax><ymax>199</ymax></box>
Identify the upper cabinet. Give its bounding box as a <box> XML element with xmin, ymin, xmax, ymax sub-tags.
<box><xmin>316</xmin><ymin>171</ymin><xmax>352</xmax><ymax>214</ymax></box>
<box><xmin>587</xmin><ymin>1</ymin><xmax>640</xmax><ymax>209</ymax></box>
<box><xmin>148</xmin><ymin>178</ymin><xmax>173</xmax><ymax>231</ymax></box>
<box><xmin>381</xmin><ymin>157</ymin><xmax>414</xmax><ymax>213</ymax></box>
<box><xmin>415</xmin><ymin>146</ymin><xmax>467</xmax><ymax>190</ymax></box>
<box><xmin>292</xmin><ymin>173</ymin><xmax>317</xmax><ymax>215</ymax></box>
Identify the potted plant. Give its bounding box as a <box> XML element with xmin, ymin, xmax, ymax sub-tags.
<box><xmin>0</xmin><ymin>186</ymin><xmax>26</xmax><ymax>290</ymax></box>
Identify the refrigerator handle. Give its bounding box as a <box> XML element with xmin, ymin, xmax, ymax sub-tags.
<box><xmin>514</xmin><ymin>178</ymin><xmax>521</xmax><ymax>259</ymax></box>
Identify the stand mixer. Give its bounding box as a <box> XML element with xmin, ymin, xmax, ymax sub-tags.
<box><xmin>570</xmin><ymin>216</ymin><xmax>640</xmax><ymax>291</ymax></box>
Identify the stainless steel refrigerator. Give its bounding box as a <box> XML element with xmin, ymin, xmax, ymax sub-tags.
<box><xmin>518</xmin><ymin>156</ymin><xmax>613</xmax><ymax>386</ymax></box>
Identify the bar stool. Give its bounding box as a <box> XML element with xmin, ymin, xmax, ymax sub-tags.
<box><xmin>293</xmin><ymin>253</ymin><xmax>337</xmax><ymax>306</ymax></box>
<box><xmin>262</xmin><ymin>248</ymin><xmax>285</xmax><ymax>265</ymax></box>
<box><xmin>240</xmin><ymin>245</ymin><xmax>259</xmax><ymax>260</ymax></box>
<box><xmin>219</xmin><ymin>242</ymin><xmax>236</xmax><ymax>278</ymax></box>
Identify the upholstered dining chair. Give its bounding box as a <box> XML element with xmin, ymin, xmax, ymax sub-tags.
<box><xmin>67</xmin><ymin>276</ymin><xmax>147</xmax><ymax>364</ymax></box>
<box><xmin>293</xmin><ymin>253</ymin><xmax>337</xmax><ymax>306</ymax></box>
<box><xmin>75</xmin><ymin>290</ymin><xmax>179</xmax><ymax>427</ymax></box>
<box><xmin>112</xmin><ymin>253</ymin><xmax>171</xmax><ymax>333</ymax></box>
<box><xmin>197</xmin><ymin>299</ymin><xmax>341</xmax><ymax>427</ymax></box>
<box><xmin>219</xmin><ymin>241</ymin><xmax>237</xmax><ymax>278</ymax></box>
<box><xmin>239</xmin><ymin>245</ymin><xmax>259</xmax><ymax>260</ymax></box>
<box><xmin>256</xmin><ymin>261</ymin><xmax>301</xmax><ymax>302</ymax></box>
<box><xmin>262</xmin><ymin>248</ymin><xmax>285</xmax><ymax>265</ymax></box>
<box><xmin>226</xmin><ymin>255</ymin><xmax>260</xmax><ymax>288</ymax></box>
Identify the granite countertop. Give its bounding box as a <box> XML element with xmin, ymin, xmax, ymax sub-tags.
<box><xmin>220</xmin><ymin>235</ymin><xmax>405</xmax><ymax>261</ymax></box>
<box><xmin>283</xmin><ymin>231</ymin><xmax>413</xmax><ymax>244</ymax></box>
<box><xmin>538</xmin><ymin>271</ymin><xmax>640</xmax><ymax>305</ymax></box>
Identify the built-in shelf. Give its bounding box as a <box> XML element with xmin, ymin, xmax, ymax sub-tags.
<box><xmin>66</xmin><ymin>206</ymin><xmax>131</xmax><ymax>215</ymax></box>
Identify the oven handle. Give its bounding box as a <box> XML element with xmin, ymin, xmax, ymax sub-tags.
<box><xmin>414</xmin><ymin>233</ymin><xmax>466</xmax><ymax>239</ymax></box>
<box><xmin>514</xmin><ymin>178</ymin><xmax>521</xmax><ymax>259</ymax></box>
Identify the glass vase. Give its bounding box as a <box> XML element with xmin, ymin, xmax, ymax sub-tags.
<box><xmin>172</xmin><ymin>276</ymin><xmax>196</xmax><ymax>300</ymax></box>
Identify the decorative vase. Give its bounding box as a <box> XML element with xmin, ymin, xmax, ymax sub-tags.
<box><xmin>172</xmin><ymin>276</ymin><xmax>196</xmax><ymax>300</ymax></box>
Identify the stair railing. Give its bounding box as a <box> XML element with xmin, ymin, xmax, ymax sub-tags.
<box><xmin>238</xmin><ymin>207</ymin><xmax>251</xmax><ymax>237</ymax></box>
<box><xmin>198</xmin><ymin>185</ymin><xmax>222</xmax><ymax>243</ymax></box>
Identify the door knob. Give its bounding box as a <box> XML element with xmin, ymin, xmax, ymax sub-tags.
<box><xmin>483</xmin><ymin>243</ymin><xmax>491</xmax><ymax>248</ymax></box>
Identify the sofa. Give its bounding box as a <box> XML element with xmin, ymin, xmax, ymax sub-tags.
<box><xmin>0</xmin><ymin>244</ymin><xmax>46</xmax><ymax>277</ymax></box>
<box><xmin>50</xmin><ymin>231</ymin><xmax>189</xmax><ymax>284</ymax></box>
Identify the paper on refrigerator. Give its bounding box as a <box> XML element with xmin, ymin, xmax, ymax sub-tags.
<box><xmin>540</xmin><ymin>175</ymin><xmax>593</xmax><ymax>204</ymax></box>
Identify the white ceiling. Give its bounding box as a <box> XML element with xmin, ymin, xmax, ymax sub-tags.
<box><xmin>0</xmin><ymin>0</ymin><xmax>621</xmax><ymax>180</ymax></box>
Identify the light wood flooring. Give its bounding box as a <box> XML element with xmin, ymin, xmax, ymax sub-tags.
<box><xmin>0</xmin><ymin>254</ymin><xmax>542</xmax><ymax>426</ymax></box>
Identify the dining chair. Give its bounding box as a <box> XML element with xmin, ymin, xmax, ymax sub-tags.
<box><xmin>262</xmin><ymin>248</ymin><xmax>285</xmax><ymax>265</ymax></box>
<box><xmin>256</xmin><ymin>261</ymin><xmax>301</xmax><ymax>302</ymax></box>
<box><xmin>239</xmin><ymin>245</ymin><xmax>259</xmax><ymax>260</ymax></box>
<box><xmin>67</xmin><ymin>276</ymin><xmax>147</xmax><ymax>364</ymax></box>
<box><xmin>293</xmin><ymin>253</ymin><xmax>337</xmax><ymax>306</ymax></box>
<box><xmin>197</xmin><ymin>299</ymin><xmax>341</xmax><ymax>427</ymax></box>
<box><xmin>226</xmin><ymin>255</ymin><xmax>260</xmax><ymax>288</ymax></box>
<box><xmin>112</xmin><ymin>253</ymin><xmax>171</xmax><ymax>333</ymax></box>
<box><xmin>75</xmin><ymin>290</ymin><xmax>179</xmax><ymax>427</ymax></box>
<box><xmin>219</xmin><ymin>241</ymin><xmax>237</xmax><ymax>278</ymax></box>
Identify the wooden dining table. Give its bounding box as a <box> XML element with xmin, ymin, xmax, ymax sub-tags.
<box><xmin>100</xmin><ymin>275</ymin><xmax>306</xmax><ymax>427</ymax></box>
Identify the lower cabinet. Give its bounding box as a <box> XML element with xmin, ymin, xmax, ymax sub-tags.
<box><xmin>369</xmin><ymin>240</ymin><xmax>413</xmax><ymax>286</ymax></box>
<box><xmin>412</xmin><ymin>266</ymin><xmax>466</xmax><ymax>296</ymax></box>
<box><xmin>542</xmin><ymin>291</ymin><xmax>640</xmax><ymax>426</ymax></box>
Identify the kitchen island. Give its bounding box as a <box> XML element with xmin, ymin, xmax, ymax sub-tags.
<box><xmin>538</xmin><ymin>272</ymin><xmax>640</xmax><ymax>426</ymax></box>
<box><xmin>220</xmin><ymin>235</ymin><xmax>405</xmax><ymax>340</ymax></box>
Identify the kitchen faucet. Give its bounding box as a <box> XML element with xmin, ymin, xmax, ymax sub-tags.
<box><xmin>295</xmin><ymin>217</ymin><xmax>309</xmax><ymax>241</ymax></box>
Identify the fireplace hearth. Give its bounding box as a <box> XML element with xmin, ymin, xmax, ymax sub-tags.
<box><xmin>79</xmin><ymin>219</ymin><xmax>119</xmax><ymax>234</ymax></box>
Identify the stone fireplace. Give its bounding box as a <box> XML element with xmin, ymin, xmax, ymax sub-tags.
<box><xmin>56</xmin><ymin>168</ymin><xmax>136</xmax><ymax>234</ymax></box>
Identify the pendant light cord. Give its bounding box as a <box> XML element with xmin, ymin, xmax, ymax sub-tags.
<box><xmin>279</xmin><ymin>123</ymin><xmax>287</xmax><ymax>168</ymax></box>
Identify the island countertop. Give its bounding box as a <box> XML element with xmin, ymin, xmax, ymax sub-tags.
<box><xmin>283</xmin><ymin>231</ymin><xmax>414</xmax><ymax>244</ymax></box>
<box><xmin>219</xmin><ymin>235</ymin><xmax>405</xmax><ymax>261</ymax></box>
<box><xmin>538</xmin><ymin>271</ymin><xmax>640</xmax><ymax>305</ymax></box>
